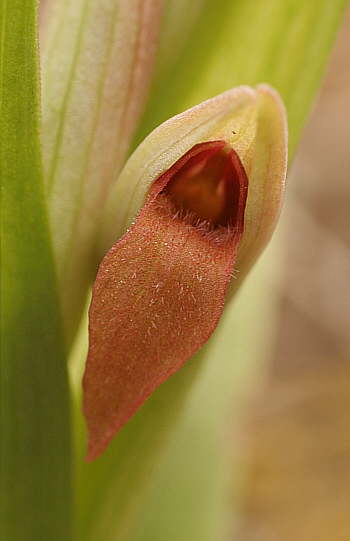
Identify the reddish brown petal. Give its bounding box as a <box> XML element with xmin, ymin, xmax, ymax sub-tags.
<box><xmin>83</xmin><ymin>141</ymin><xmax>248</xmax><ymax>461</ymax></box>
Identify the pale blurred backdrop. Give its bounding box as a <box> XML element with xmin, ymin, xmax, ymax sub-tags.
<box><xmin>237</xmin><ymin>6</ymin><xmax>350</xmax><ymax>541</ymax></box>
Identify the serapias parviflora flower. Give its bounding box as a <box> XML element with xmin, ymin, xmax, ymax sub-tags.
<box><xmin>83</xmin><ymin>84</ymin><xmax>287</xmax><ymax>461</ymax></box>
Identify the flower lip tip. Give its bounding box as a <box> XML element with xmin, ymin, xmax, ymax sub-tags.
<box><xmin>85</xmin><ymin>437</ymin><xmax>106</xmax><ymax>463</ymax></box>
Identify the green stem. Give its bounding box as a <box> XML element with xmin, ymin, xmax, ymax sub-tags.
<box><xmin>0</xmin><ymin>1</ymin><xmax>72</xmax><ymax>539</ymax></box>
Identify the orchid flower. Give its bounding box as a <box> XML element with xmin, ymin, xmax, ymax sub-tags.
<box><xmin>38</xmin><ymin>0</ymin><xmax>289</xmax><ymax>461</ymax></box>
<box><xmin>1</xmin><ymin>0</ymin><xmax>347</xmax><ymax>539</ymax></box>
<box><xmin>83</xmin><ymin>84</ymin><xmax>287</xmax><ymax>460</ymax></box>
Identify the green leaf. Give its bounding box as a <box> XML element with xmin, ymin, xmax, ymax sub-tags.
<box><xmin>135</xmin><ymin>0</ymin><xmax>348</xmax><ymax>155</ymax></box>
<box><xmin>40</xmin><ymin>0</ymin><xmax>162</xmax><ymax>344</ymax></box>
<box><xmin>0</xmin><ymin>1</ymin><xmax>72</xmax><ymax>538</ymax></box>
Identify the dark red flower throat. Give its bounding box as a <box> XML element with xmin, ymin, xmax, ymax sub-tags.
<box><xmin>152</xmin><ymin>141</ymin><xmax>248</xmax><ymax>232</ymax></box>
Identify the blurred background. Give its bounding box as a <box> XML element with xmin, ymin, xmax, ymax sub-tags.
<box><xmin>237</xmin><ymin>6</ymin><xmax>350</xmax><ymax>541</ymax></box>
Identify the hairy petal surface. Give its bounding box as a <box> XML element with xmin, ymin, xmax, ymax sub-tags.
<box><xmin>83</xmin><ymin>142</ymin><xmax>248</xmax><ymax>460</ymax></box>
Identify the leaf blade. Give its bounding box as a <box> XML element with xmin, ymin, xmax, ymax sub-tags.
<box><xmin>135</xmin><ymin>0</ymin><xmax>348</xmax><ymax>155</ymax></box>
<box><xmin>40</xmin><ymin>0</ymin><xmax>163</xmax><ymax>343</ymax></box>
<box><xmin>0</xmin><ymin>1</ymin><xmax>72</xmax><ymax>538</ymax></box>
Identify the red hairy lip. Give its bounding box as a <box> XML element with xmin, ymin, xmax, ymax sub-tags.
<box><xmin>83</xmin><ymin>141</ymin><xmax>248</xmax><ymax>461</ymax></box>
